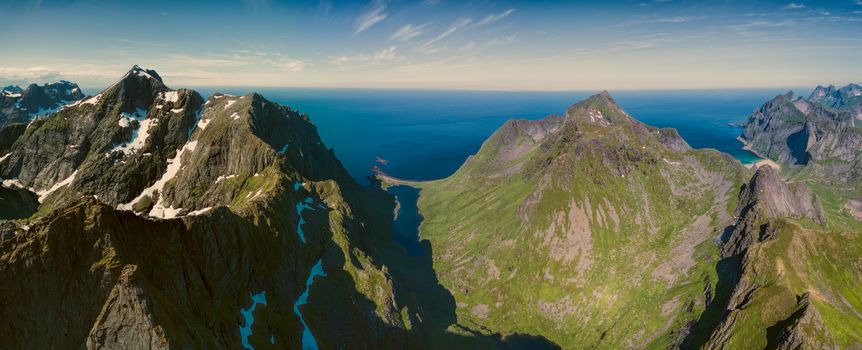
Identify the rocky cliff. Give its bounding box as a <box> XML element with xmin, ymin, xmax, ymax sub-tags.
<box><xmin>741</xmin><ymin>84</ymin><xmax>862</xmax><ymax>183</ymax></box>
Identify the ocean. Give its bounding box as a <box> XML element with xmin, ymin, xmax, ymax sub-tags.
<box><xmin>195</xmin><ymin>87</ymin><xmax>792</xmax><ymax>183</ymax></box>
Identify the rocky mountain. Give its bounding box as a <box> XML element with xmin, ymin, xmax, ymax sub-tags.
<box><xmin>808</xmin><ymin>84</ymin><xmax>862</xmax><ymax>121</ymax></box>
<box><xmin>0</xmin><ymin>66</ymin><xmax>501</xmax><ymax>349</ymax></box>
<box><xmin>412</xmin><ymin>92</ymin><xmax>862</xmax><ymax>348</ymax></box>
<box><xmin>741</xmin><ymin>84</ymin><xmax>862</xmax><ymax>183</ymax></box>
<box><xmin>0</xmin><ymin>80</ymin><xmax>85</xmax><ymax>128</ymax></box>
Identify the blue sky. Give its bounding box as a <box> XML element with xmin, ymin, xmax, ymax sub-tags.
<box><xmin>0</xmin><ymin>0</ymin><xmax>860</xmax><ymax>90</ymax></box>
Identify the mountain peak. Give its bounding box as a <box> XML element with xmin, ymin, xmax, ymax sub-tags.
<box><xmin>565</xmin><ymin>90</ymin><xmax>631</xmax><ymax>126</ymax></box>
<box><xmin>126</xmin><ymin>65</ymin><xmax>164</xmax><ymax>83</ymax></box>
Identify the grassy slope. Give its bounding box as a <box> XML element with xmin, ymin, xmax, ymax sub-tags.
<box><xmin>417</xmin><ymin>96</ymin><xmax>749</xmax><ymax>349</ymax></box>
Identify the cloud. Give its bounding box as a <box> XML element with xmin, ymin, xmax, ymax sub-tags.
<box><xmin>727</xmin><ymin>19</ymin><xmax>793</xmax><ymax>32</ymax></box>
<box><xmin>620</xmin><ymin>15</ymin><xmax>705</xmax><ymax>26</ymax></box>
<box><xmin>855</xmin><ymin>0</ymin><xmax>862</xmax><ymax>5</ymax></box>
<box><xmin>330</xmin><ymin>46</ymin><xmax>402</xmax><ymax>66</ymax></box>
<box><xmin>417</xmin><ymin>17</ymin><xmax>473</xmax><ymax>54</ymax></box>
<box><xmin>782</xmin><ymin>3</ymin><xmax>805</xmax><ymax>10</ymax></box>
<box><xmin>168</xmin><ymin>51</ymin><xmax>306</xmax><ymax>72</ymax></box>
<box><xmin>0</xmin><ymin>67</ymin><xmax>63</xmax><ymax>84</ymax></box>
<box><xmin>476</xmin><ymin>9</ymin><xmax>515</xmax><ymax>26</ymax></box>
<box><xmin>390</xmin><ymin>23</ymin><xmax>432</xmax><ymax>41</ymax></box>
<box><xmin>354</xmin><ymin>0</ymin><xmax>388</xmax><ymax>36</ymax></box>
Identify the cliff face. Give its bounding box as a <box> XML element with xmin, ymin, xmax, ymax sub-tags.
<box><xmin>742</xmin><ymin>85</ymin><xmax>862</xmax><ymax>183</ymax></box>
<box><xmin>0</xmin><ymin>67</ymin><xmax>422</xmax><ymax>349</ymax></box>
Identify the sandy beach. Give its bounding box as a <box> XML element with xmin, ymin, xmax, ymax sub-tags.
<box><xmin>738</xmin><ymin>136</ymin><xmax>781</xmax><ymax>170</ymax></box>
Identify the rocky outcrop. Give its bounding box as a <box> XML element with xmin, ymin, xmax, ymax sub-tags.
<box><xmin>765</xmin><ymin>294</ymin><xmax>838</xmax><ymax>350</ymax></box>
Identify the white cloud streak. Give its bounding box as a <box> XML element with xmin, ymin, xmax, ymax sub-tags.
<box><xmin>476</xmin><ymin>9</ymin><xmax>515</xmax><ymax>26</ymax></box>
<box><xmin>354</xmin><ymin>0</ymin><xmax>388</xmax><ymax>36</ymax></box>
<box><xmin>330</xmin><ymin>46</ymin><xmax>401</xmax><ymax>66</ymax></box>
<box><xmin>390</xmin><ymin>23</ymin><xmax>432</xmax><ymax>41</ymax></box>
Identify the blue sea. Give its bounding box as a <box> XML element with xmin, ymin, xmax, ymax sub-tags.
<box><xmin>195</xmin><ymin>88</ymin><xmax>792</xmax><ymax>183</ymax></box>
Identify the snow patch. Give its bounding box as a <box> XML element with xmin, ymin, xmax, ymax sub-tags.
<box><xmin>171</xmin><ymin>107</ymin><xmax>185</xmax><ymax>114</ymax></box>
<box><xmin>37</xmin><ymin>170</ymin><xmax>78</xmax><ymax>203</ymax></box>
<box><xmin>2</xmin><ymin>179</ymin><xmax>23</xmax><ymax>188</ymax></box>
<box><xmin>0</xmin><ymin>153</ymin><xmax>10</xmax><ymax>163</ymax></box>
<box><xmin>120</xmin><ymin>140</ymin><xmax>198</xmax><ymax>218</ymax></box>
<box><xmin>163</xmin><ymin>91</ymin><xmax>180</xmax><ymax>103</ymax></box>
<box><xmin>187</xmin><ymin>207</ymin><xmax>213</xmax><ymax>216</ymax></box>
<box><xmin>231</xmin><ymin>112</ymin><xmax>241</xmax><ymax>120</ymax></box>
<box><xmin>111</xmin><ymin>109</ymin><xmax>154</xmax><ymax>155</ymax></box>
<box><xmin>82</xmin><ymin>94</ymin><xmax>102</xmax><ymax>105</ymax></box>
<box><xmin>215</xmin><ymin>174</ymin><xmax>237</xmax><ymax>183</ymax></box>
<box><xmin>587</xmin><ymin>109</ymin><xmax>609</xmax><ymax>125</ymax></box>
<box><xmin>225</xmin><ymin>100</ymin><xmax>236</xmax><ymax>109</ymax></box>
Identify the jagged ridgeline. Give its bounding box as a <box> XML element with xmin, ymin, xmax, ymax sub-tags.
<box><xmin>0</xmin><ymin>66</ymin><xmax>430</xmax><ymax>349</ymax></box>
<box><xmin>741</xmin><ymin>84</ymin><xmax>862</xmax><ymax>183</ymax></box>
<box><xmin>415</xmin><ymin>91</ymin><xmax>862</xmax><ymax>348</ymax></box>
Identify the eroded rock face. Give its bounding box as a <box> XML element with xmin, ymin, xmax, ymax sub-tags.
<box><xmin>738</xmin><ymin>166</ymin><xmax>825</xmax><ymax>224</ymax></box>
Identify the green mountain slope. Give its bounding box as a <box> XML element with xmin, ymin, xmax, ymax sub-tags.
<box><xmin>416</xmin><ymin>91</ymin><xmax>862</xmax><ymax>349</ymax></box>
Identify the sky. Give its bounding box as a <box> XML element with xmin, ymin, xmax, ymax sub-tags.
<box><xmin>0</xmin><ymin>0</ymin><xmax>860</xmax><ymax>90</ymax></box>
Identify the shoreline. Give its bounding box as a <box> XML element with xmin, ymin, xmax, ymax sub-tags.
<box><xmin>375</xmin><ymin>172</ymin><xmax>441</xmax><ymax>189</ymax></box>
<box><xmin>737</xmin><ymin>136</ymin><xmax>781</xmax><ymax>171</ymax></box>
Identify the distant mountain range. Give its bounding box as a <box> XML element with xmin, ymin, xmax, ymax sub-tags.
<box><xmin>1</xmin><ymin>81</ymin><xmax>85</xmax><ymax>128</ymax></box>
<box><xmin>1</xmin><ymin>68</ymin><xmax>861</xmax><ymax>349</ymax></box>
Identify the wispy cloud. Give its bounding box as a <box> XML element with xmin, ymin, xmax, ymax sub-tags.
<box><xmin>353</xmin><ymin>0</ymin><xmax>388</xmax><ymax>36</ymax></box>
<box><xmin>390</xmin><ymin>23</ymin><xmax>432</xmax><ymax>41</ymax></box>
<box><xmin>417</xmin><ymin>17</ymin><xmax>473</xmax><ymax>54</ymax></box>
<box><xmin>169</xmin><ymin>51</ymin><xmax>306</xmax><ymax>72</ymax></box>
<box><xmin>620</xmin><ymin>15</ymin><xmax>705</xmax><ymax>26</ymax></box>
<box><xmin>782</xmin><ymin>3</ymin><xmax>805</xmax><ymax>10</ymax></box>
<box><xmin>331</xmin><ymin>46</ymin><xmax>401</xmax><ymax>66</ymax></box>
<box><xmin>476</xmin><ymin>9</ymin><xmax>515</xmax><ymax>26</ymax></box>
<box><xmin>726</xmin><ymin>19</ymin><xmax>793</xmax><ymax>33</ymax></box>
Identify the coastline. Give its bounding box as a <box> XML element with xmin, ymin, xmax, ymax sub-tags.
<box><xmin>375</xmin><ymin>172</ymin><xmax>440</xmax><ymax>189</ymax></box>
<box><xmin>737</xmin><ymin>136</ymin><xmax>781</xmax><ymax>170</ymax></box>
